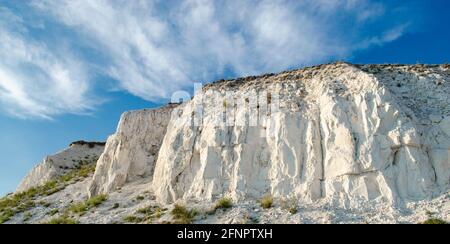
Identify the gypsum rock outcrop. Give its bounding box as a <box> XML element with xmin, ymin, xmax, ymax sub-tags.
<box><xmin>91</xmin><ymin>63</ymin><xmax>450</xmax><ymax>207</ymax></box>
<box><xmin>88</xmin><ymin>104</ymin><xmax>178</xmax><ymax>197</ymax></box>
<box><xmin>152</xmin><ymin>63</ymin><xmax>449</xmax><ymax>205</ymax></box>
<box><xmin>16</xmin><ymin>141</ymin><xmax>105</xmax><ymax>193</ymax></box>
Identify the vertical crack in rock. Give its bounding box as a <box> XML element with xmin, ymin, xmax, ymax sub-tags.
<box><xmin>425</xmin><ymin>147</ymin><xmax>438</xmax><ymax>183</ymax></box>
<box><xmin>317</xmin><ymin>106</ymin><xmax>326</xmax><ymax>198</ymax></box>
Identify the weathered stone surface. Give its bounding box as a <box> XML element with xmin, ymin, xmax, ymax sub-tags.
<box><xmin>7</xmin><ymin>63</ymin><xmax>450</xmax><ymax>224</ymax></box>
<box><xmin>88</xmin><ymin>104</ymin><xmax>177</xmax><ymax>197</ymax></box>
<box><xmin>16</xmin><ymin>142</ymin><xmax>104</xmax><ymax>193</ymax></box>
<box><xmin>152</xmin><ymin>63</ymin><xmax>450</xmax><ymax>206</ymax></box>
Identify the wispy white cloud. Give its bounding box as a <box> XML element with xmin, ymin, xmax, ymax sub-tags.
<box><xmin>0</xmin><ymin>0</ymin><xmax>412</xmax><ymax>118</ymax></box>
<box><xmin>0</xmin><ymin>7</ymin><xmax>97</xmax><ymax>119</ymax></box>
<box><xmin>359</xmin><ymin>23</ymin><xmax>410</xmax><ymax>49</ymax></box>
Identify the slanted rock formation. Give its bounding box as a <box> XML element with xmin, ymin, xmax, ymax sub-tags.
<box><xmin>16</xmin><ymin>141</ymin><xmax>104</xmax><ymax>193</ymax></box>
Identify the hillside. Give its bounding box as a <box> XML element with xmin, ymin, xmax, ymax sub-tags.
<box><xmin>1</xmin><ymin>63</ymin><xmax>449</xmax><ymax>224</ymax></box>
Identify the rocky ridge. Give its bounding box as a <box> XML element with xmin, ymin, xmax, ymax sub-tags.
<box><xmin>151</xmin><ymin>63</ymin><xmax>450</xmax><ymax>207</ymax></box>
<box><xmin>2</xmin><ymin>63</ymin><xmax>449</xmax><ymax>224</ymax></box>
<box><xmin>16</xmin><ymin>141</ymin><xmax>105</xmax><ymax>193</ymax></box>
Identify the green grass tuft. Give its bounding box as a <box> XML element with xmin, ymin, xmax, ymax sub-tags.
<box><xmin>215</xmin><ymin>197</ymin><xmax>233</xmax><ymax>210</ymax></box>
<box><xmin>69</xmin><ymin>194</ymin><xmax>107</xmax><ymax>215</ymax></box>
<box><xmin>171</xmin><ymin>204</ymin><xmax>197</xmax><ymax>224</ymax></box>
<box><xmin>0</xmin><ymin>208</ymin><xmax>15</xmax><ymax>224</ymax></box>
<box><xmin>46</xmin><ymin>215</ymin><xmax>77</xmax><ymax>224</ymax></box>
<box><xmin>422</xmin><ymin>218</ymin><xmax>447</xmax><ymax>224</ymax></box>
<box><xmin>260</xmin><ymin>195</ymin><xmax>273</xmax><ymax>209</ymax></box>
<box><xmin>123</xmin><ymin>215</ymin><xmax>144</xmax><ymax>223</ymax></box>
<box><xmin>69</xmin><ymin>202</ymin><xmax>88</xmax><ymax>215</ymax></box>
<box><xmin>289</xmin><ymin>207</ymin><xmax>298</xmax><ymax>214</ymax></box>
<box><xmin>86</xmin><ymin>194</ymin><xmax>107</xmax><ymax>207</ymax></box>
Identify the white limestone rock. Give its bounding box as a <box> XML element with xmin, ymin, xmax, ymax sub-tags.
<box><xmin>88</xmin><ymin>104</ymin><xmax>178</xmax><ymax>197</ymax></box>
<box><xmin>16</xmin><ymin>141</ymin><xmax>105</xmax><ymax>193</ymax></box>
<box><xmin>152</xmin><ymin>63</ymin><xmax>450</xmax><ymax>207</ymax></box>
<box><xmin>7</xmin><ymin>63</ymin><xmax>450</xmax><ymax>224</ymax></box>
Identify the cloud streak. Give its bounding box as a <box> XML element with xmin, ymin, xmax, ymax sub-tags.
<box><xmin>0</xmin><ymin>0</ymin><xmax>412</xmax><ymax>118</ymax></box>
<box><xmin>0</xmin><ymin>7</ymin><xmax>97</xmax><ymax>119</ymax></box>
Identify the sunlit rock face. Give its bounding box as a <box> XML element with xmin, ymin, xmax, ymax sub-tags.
<box><xmin>89</xmin><ymin>63</ymin><xmax>449</xmax><ymax>208</ymax></box>
<box><xmin>152</xmin><ymin>63</ymin><xmax>449</xmax><ymax>206</ymax></box>
<box><xmin>88</xmin><ymin>104</ymin><xmax>178</xmax><ymax>197</ymax></box>
<box><xmin>17</xmin><ymin>141</ymin><xmax>105</xmax><ymax>193</ymax></box>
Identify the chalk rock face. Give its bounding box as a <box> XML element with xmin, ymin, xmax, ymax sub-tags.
<box><xmin>88</xmin><ymin>104</ymin><xmax>177</xmax><ymax>197</ymax></box>
<box><xmin>16</xmin><ymin>141</ymin><xmax>105</xmax><ymax>193</ymax></box>
<box><xmin>152</xmin><ymin>63</ymin><xmax>450</xmax><ymax>206</ymax></box>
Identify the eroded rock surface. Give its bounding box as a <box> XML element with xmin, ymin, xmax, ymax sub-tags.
<box><xmin>152</xmin><ymin>63</ymin><xmax>450</xmax><ymax>206</ymax></box>
<box><xmin>88</xmin><ymin>104</ymin><xmax>178</xmax><ymax>197</ymax></box>
<box><xmin>16</xmin><ymin>141</ymin><xmax>104</xmax><ymax>193</ymax></box>
<box><xmin>6</xmin><ymin>63</ymin><xmax>450</xmax><ymax>224</ymax></box>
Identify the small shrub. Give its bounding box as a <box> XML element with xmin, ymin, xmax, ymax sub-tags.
<box><xmin>260</xmin><ymin>195</ymin><xmax>273</xmax><ymax>209</ymax></box>
<box><xmin>154</xmin><ymin>207</ymin><xmax>164</xmax><ymax>219</ymax></box>
<box><xmin>112</xmin><ymin>203</ymin><xmax>120</xmax><ymax>209</ymax></box>
<box><xmin>16</xmin><ymin>200</ymin><xmax>35</xmax><ymax>212</ymax></box>
<box><xmin>136</xmin><ymin>195</ymin><xmax>145</xmax><ymax>201</ymax></box>
<box><xmin>137</xmin><ymin>207</ymin><xmax>153</xmax><ymax>215</ymax></box>
<box><xmin>46</xmin><ymin>215</ymin><xmax>77</xmax><ymax>224</ymax></box>
<box><xmin>0</xmin><ymin>208</ymin><xmax>15</xmax><ymax>224</ymax></box>
<box><xmin>69</xmin><ymin>194</ymin><xmax>107</xmax><ymax>215</ymax></box>
<box><xmin>289</xmin><ymin>207</ymin><xmax>298</xmax><ymax>214</ymax></box>
<box><xmin>69</xmin><ymin>202</ymin><xmax>88</xmax><ymax>215</ymax></box>
<box><xmin>171</xmin><ymin>204</ymin><xmax>197</xmax><ymax>224</ymax></box>
<box><xmin>41</xmin><ymin>180</ymin><xmax>58</xmax><ymax>195</ymax></box>
<box><xmin>215</xmin><ymin>198</ymin><xmax>233</xmax><ymax>210</ymax></box>
<box><xmin>43</xmin><ymin>187</ymin><xmax>62</xmax><ymax>196</ymax></box>
<box><xmin>135</xmin><ymin>206</ymin><xmax>166</xmax><ymax>222</ymax></box>
<box><xmin>123</xmin><ymin>215</ymin><xmax>143</xmax><ymax>223</ymax></box>
<box><xmin>86</xmin><ymin>194</ymin><xmax>107</xmax><ymax>208</ymax></box>
<box><xmin>422</xmin><ymin>218</ymin><xmax>447</xmax><ymax>224</ymax></box>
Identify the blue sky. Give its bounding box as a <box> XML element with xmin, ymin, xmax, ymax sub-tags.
<box><xmin>0</xmin><ymin>0</ymin><xmax>449</xmax><ymax>196</ymax></box>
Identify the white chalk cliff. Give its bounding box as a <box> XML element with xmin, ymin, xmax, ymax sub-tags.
<box><xmin>17</xmin><ymin>141</ymin><xmax>105</xmax><ymax>193</ymax></box>
<box><xmin>90</xmin><ymin>63</ymin><xmax>449</xmax><ymax>208</ymax></box>
<box><xmin>6</xmin><ymin>63</ymin><xmax>449</xmax><ymax>224</ymax></box>
<box><xmin>88</xmin><ymin>105</ymin><xmax>177</xmax><ymax>197</ymax></box>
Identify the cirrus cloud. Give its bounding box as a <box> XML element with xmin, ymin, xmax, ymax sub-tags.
<box><xmin>0</xmin><ymin>0</ymin><xmax>413</xmax><ymax>119</ymax></box>
<box><xmin>0</xmin><ymin>6</ymin><xmax>97</xmax><ymax>119</ymax></box>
